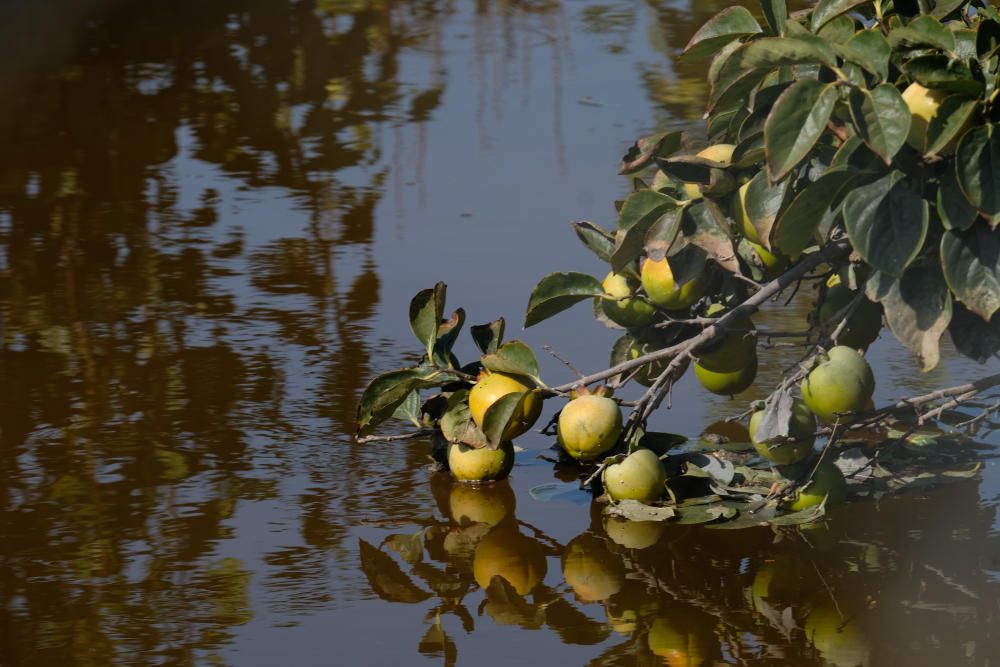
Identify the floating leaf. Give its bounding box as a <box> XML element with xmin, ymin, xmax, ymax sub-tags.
<box><xmin>879</xmin><ymin>265</ymin><xmax>953</xmax><ymax>371</ymax></box>
<box><xmin>956</xmin><ymin>124</ymin><xmax>1000</xmax><ymax>225</ymax></box>
<box><xmin>765</xmin><ymin>79</ymin><xmax>839</xmax><ymax>182</ymax></box>
<box><xmin>683</xmin><ymin>6</ymin><xmax>762</xmax><ymax>61</ymax></box>
<box><xmin>481</xmin><ymin>340</ymin><xmax>541</xmax><ymax>381</ymax></box>
<box><xmin>847</xmin><ymin>84</ymin><xmax>910</xmax><ymax>164</ymax></box>
<box><xmin>618</xmin><ymin>129</ymin><xmax>685</xmax><ymax>174</ymax></box>
<box><xmin>358</xmin><ymin>539</ymin><xmax>431</xmax><ymax>604</ymax></box>
<box><xmin>525</xmin><ymin>272</ymin><xmax>605</xmax><ymax>328</ymax></box>
<box><xmin>604</xmin><ymin>500</ymin><xmax>676</xmax><ymax>522</ymax></box>
<box><xmin>471</xmin><ymin>318</ymin><xmax>505</xmax><ymax>355</ymax></box>
<box><xmin>843</xmin><ymin>170</ymin><xmax>928</xmax><ymax>277</ymax></box>
<box><xmin>674</xmin><ymin>503</ymin><xmax>738</xmax><ymax>524</ymax></box>
<box><xmin>940</xmin><ymin>224</ymin><xmax>1000</xmax><ymax>321</ymax></box>
<box><xmin>528</xmin><ymin>482</ymin><xmax>590</xmax><ymax>504</ymax></box>
<box><xmin>684</xmin><ymin>452</ymin><xmax>737</xmax><ymax>485</ymax></box>
<box><xmin>767</xmin><ymin>502</ymin><xmax>826</xmax><ymax>525</ymax></box>
<box><xmin>571</xmin><ymin>221</ymin><xmax>615</xmax><ymax>263</ymax></box>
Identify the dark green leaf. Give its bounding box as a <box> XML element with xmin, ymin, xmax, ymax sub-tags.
<box><xmin>848</xmin><ymin>83</ymin><xmax>911</xmax><ymax>163</ymax></box>
<box><xmin>929</xmin><ymin>0</ymin><xmax>966</xmax><ymax>18</ymax></box>
<box><xmin>674</xmin><ymin>503</ymin><xmax>738</xmax><ymax>524</ymax></box>
<box><xmin>525</xmin><ymin>272</ymin><xmax>605</xmax><ymax>328</ymax></box>
<box><xmin>482</xmin><ymin>391</ymin><xmax>533</xmax><ymax>448</ymax></box>
<box><xmin>937</xmin><ymin>164</ymin><xmax>978</xmax><ymax>231</ymax></box>
<box><xmin>471</xmin><ymin>318</ymin><xmax>505</xmax><ymax>355</ymax></box>
<box><xmin>357</xmin><ymin>367</ymin><xmax>462</xmax><ymax>436</ymax></box>
<box><xmin>764</xmin><ymin>79</ymin><xmax>839</xmax><ymax>182</ymax></box>
<box><xmin>761</xmin><ymin>0</ymin><xmax>788</xmax><ymax>35</ymax></box>
<box><xmin>392</xmin><ymin>390</ymin><xmax>422</xmax><ymax>429</ymax></box>
<box><xmin>618</xmin><ymin>130</ymin><xmax>685</xmax><ymax>174</ymax></box>
<box><xmin>439</xmin><ymin>390</ymin><xmax>472</xmax><ymax>442</ymax></box>
<box><xmin>611</xmin><ymin>190</ymin><xmax>679</xmax><ymax>272</ymax></box>
<box><xmin>810</xmin><ymin>0</ymin><xmax>870</xmax><ymax>32</ymax></box>
<box><xmin>889</xmin><ymin>15</ymin><xmax>956</xmax><ymax>52</ymax></box>
<box><xmin>976</xmin><ymin>18</ymin><xmax>1000</xmax><ymax>57</ymax></box>
<box><xmin>846</xmin><ymin>29</ymin><xmax>891</xmax><ymax>81</ymax></box>
<box><xmin>818</xmin><ymin>15</ymin><xmax>856</xmax><ymax>44</ymax></box>
<box><xmin>603</xmin><ymin>500</ymin><xmax>676</xmax><ymax>522</ymax></box>
<box><xmin>433</xmin><ymin>308</ymin><xmax>465</xmax><ymax>366</ymax></box>
<box><xmin>949</xmin><ymin>304</ymin><xmax>1000</xmax><ymax>362</ymax></box>
<box><xmin>925</xmin><ymin>95</ymin><xmax>977</xmax><ymax>156</ymax></box>
<box><xmin>904</xmin><ymin>55</ymin><xmax>983</xmax><ymax>95</ymax></box>
<box><xmin>711</xmin><ymin>69</ymin><xmax>769</xmax><ymax>115</ymax></box>
<box><xmin>843</xmin><ymin>171</ymin><xmax>929</xmax><ymax>276</ymax></box>
<box><xmin>941</xmin><ymin>224</ymin><xmax>1000</xmax><ymax>321</ymax></box>
<box><xmin>683</xmin><ymin>6</ymin><xmax>763</xmax><ymax>61</ymax></box>
<box><xmin>683</xmin><ymin>200</ymin><xmax>739</xmax><ymax>273</ymax></box>
<box><xmin>643</xmin><ymin>208</ymin><xmax>684</xmax><ymax>261</ymax></box>
<box><xmin>744</xmin><ymin>170</ymin><xmax>789</xmax><ymax>251</ymax></box>
<box><xmin>358</xmin><ymin>540</ymin><xmax>431</xmax><ymax>604</ymax></box>
<box><xmin>571</xmin><ymin>221</ymin><xmax>616</xmax><ymax>263</ymax></box>
<box><xmin>864</xmin><ymin>269</ymin><xmax>896</xmax><ymax>303</ymax></box>
<box><xmin>409</xmin><ymin>283</ymin><xmax>446</xmax><ymax>358</ymax></box>
<box><xmin>481</xmin><ymin>340</ymin><xmax>541</xmax><ymax>380</ymax></box>
<box><xmin>731</xmin><ymin>131</ymin><xmax>766</xmax><ymax>167</ymax></box>
<box><xmin>742</xmin><ymin>36</ymin><xmax>837</xmax><ymax>69</ymax></box>
<box><xmin>956</xmin><ymin>124</ymin><xmax>1000</xmax><ymax>224</ymax></box>
<box><xmin>771</xmin><ymin>169</ymin><xmax>861</xmax><ymax>257</ymax></box>
<box><xmin>879</xmin><ymin>265</ymin><xmax>953</xmax><ymax>371</ymax></box>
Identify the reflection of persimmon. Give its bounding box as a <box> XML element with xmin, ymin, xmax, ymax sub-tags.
<box><xmin>647</xmin><ymin>616</ymin><xmax>709</xmax><ymax>667</ymax></box>
<box><xmin>448</xmin><ymin>480</ymin><xmax>515</xmax><ymax>527</ymax></box>
<box><xmin>603</xmin><ymin>516</ymin><xmax>664</xmax><ymax>550</ymax></box>
<box><xmin>561</xmin><ymin>534</ymin><xmax>625</xmax><ymax>602</ymax></box>
<box><xmin>605</xmin><ymin>581</ymin><xmax>661</xmax><ymax>636</ymax></box>
<box><xmin>473</xmin><ymin>523</ymin><xmax>547</xmax><ymax>596</ymax></box>
<box><xmin>468</xmin><ymin>371</ymin><xmax>541</xmax><ymax>439</ymax></box>
<box><xmin>447</xmin><ymin>441</ymin><xmax>514</xmax><ymax>483</ymax></box>
<box><xmin>805</xmin><ymin>600</ymin><xmax>871</xmax><ymax>667</ymax></box>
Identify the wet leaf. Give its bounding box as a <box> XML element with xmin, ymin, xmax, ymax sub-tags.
<box><xmin>471</xmin><ymin>318</ymin><xmax>505</xmax><ymax>355</ymax></box>
<box><xmin>768</xmin><ymin>503</ymin><xmax>826</xmax><ymax>525</ymax></box>
<box><xmin>619</xmin><ymin>129</ymin><xmax>685</xmax><ymax>174</ymax></box>
<box><xmin>525</xmin><ymin>272</ymin><xmax>605</xmax><ymax>328</ymax></box>
<box><xmin>941</xmin><ymin>223</ymin><xmax>1000</xmax><ymax>321</ymax></box>
<box><xmin>843</xmin><ymin>170</ymin><xmax>928</xmax><ymax>277</ymax></box>
<box><xmin>604</xmin><ymin>500</ymin><xmax>676</xmax><ymax>522</ymax></box>
<box><xmin>880</xmin><ymin>265</ymin><xmax>953</xmax><ymax>371</ymax></box>
<box><xmin>481</xmin><ymin>341</ymin><xmax>541</xmax><ymax>381</ymax></box>
<box><xmin>674</xmin><ymin>503</ymin><xmax>738</xmax><ymax>524</ymax></box>
<box><xmin>810</xmin><ymin>0</ymin><xmax>869</xmax><ymax>32</ymax></box>
<box><xmin>764</xmin><ymin>79</ymin><xmax>839</xmax><ymax>182</ymax></box>
<box><xmin>409</xmin><ymin>282</ymin><xmax>446</xmax><ymax>358</ymax></box>
<box><xmin>847</xmin><ymin>84</ymin><xmax>910</xmax><ymax>164</ymax></box>
<box><xmin>683</xmin><ymin>6</ymin><xmax>762</xmax><ymax>61</ymax></box>
<box><xmin>358</xmin><ymin>539</ymin><xmax>431</xmax><ymax>604</ymax></box>
<box><xmin>572</xmin><ymin>221</ymin><xmax>615</xmax><ymax>263</ymax></box>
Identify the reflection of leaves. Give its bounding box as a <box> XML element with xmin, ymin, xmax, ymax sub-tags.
<box><xmin>383</xmin><ymin>532</ymin><xmax>424</xmax><ymax>563</ymax></box>
<box><xmin>544</xmin><ymin>597</ymin><xmax>611</xmax><ymax>645</ymax></box>
<box><xmin>418</xmin><ymin>621</ymin><xmax>457</xmax><ymax>667</ymax></box>
<box><xmin>358</xmin><ymin>539</ymin><xmax>431</xmax><ymax>604</ymax></box>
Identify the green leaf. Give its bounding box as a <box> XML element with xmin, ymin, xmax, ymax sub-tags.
<box><xmin>440</xmin><ymin>390</ymin><xmax>472</xmax><ymax>442</ymax></box>
<box><xmin>683</xmin><ymin>6</ymin><xmax>762</xmax><ymax>61</ymax></box>
<box><xmin>771</xmin><ymin>169</ymin><xmax>861</xmax><ymax>257</ymax></box>
<box><xmin>810</xmin><ymin>0</ymin><xmax>870</xmax><ymax>32</ymax></box>
<box><xmin>741</xmin><ymin>36</ymin><xmax>837</xmax><ymax>70</ymax></box>
<box><xmin>682</xmin><ymin>200</ymin><xmax>739</xmax><ymax>274</ymax></box>
<box><xmin>889</xmin><ymin>15</ymin><xmax>956</xmax><ymax>52</ymax></box>
<box><xmin>879</xmin><ymin>265</ymin><xmax>953</xmax><ymax>371</ymax></box>
<box><xmin>471</xmin><ymin>318</ymin><xmax>505</xmax><ymax>355</ymax></box>
<box><xmin>941</xmin><ymin>224</ymin><xmax>1000</xmax><ymax>321</ymax></box>
<box><xmin>710</xmin><ymin>69</ymin><xmax>769</xmax><ymax>115</ymax></box>
<box><xmin>744</xmin><ymin>170</ymin><xmax>789</xmax><ymax>250</ymax></box>
<box><xmin>845</xmin><ymin>29</ymin><xmax>890</xmax><ymax>81</ymax></box>
<box><xmin>843</xmin><ymin>171</ymin><xmax>929</xmax><ymax>277</ymax></box>
<box><xmin>481</xmin><ymin>340</ymin><xmax>541</xmax><ymax>381</ymax></box>
<box><xmin>764</xmin><ymin>79</ymin><xmax>839</xmax><ymax>182</ymax></box>
<box><xmin>482</xmin><ymin>391</ymin><xmax>533</xmax><ymax>449</ymax></box>
<box><xmin>847</xmin><ymin>83</ymin><xmax>911</xmax><ymax>164</ymax></box>
<box><xmin>643</xmin><ymin>208</ymin><xmax>684</xmax><ymax>261</ymax></box>
<box><xmin>392</xmin><ymin>390</ymin><xmax>422</xmax><ymax>429</ymax></box>
<box><xmin>818</xmin><ymin>15</ymin><xmax>856</xmax><ymax>44</ymax></box>
<box><xmin>929</xmin><ymin>0</ymin><xmax>966</xmax><ymax>18</ymax></box>
<box><xmin>611</xmin><ymin>190</ymin><xmax>679</xmax><ymax>272</ymax></box>
<box><xmin>357</xmin><ymin>366</ymin><xmax>463</xmax><ymax>436</ymax></box>
<box><xmin>604</xmin><ymin>500</ymin><xmax>676</xmax><ymax>522</ymax></box>
<box><xmin>949</xmin><ymin>304</ymin><xmax>1000</xmax><ymax>362</ymax></box>
<box><xmin>904</xmin><ymin>55</ymin><xmax>983</xmax><ymax>95</ymax></box>
<box><xmin>358</xmin><ymin>540</ymin><xmax>431</xmax><ymax>604</ymax></box>
<box><xmin>618</xmin><ymin>130</ymin><xmax>685</xmax><ymax>174</ymax></box>
<box><xmin>524</xmin><ymin>272</ymin><xmax>605</xmax><ymax>328</ymax></box>
<box><xmin>956</xmin><ymin>124</ymin><xmax>1000</xmax><ymax>224</ymax></box>
<box><xmin>924</xmin><ymin>95</ymin><xmax>977</xmax><ymax>156</ymax></box>
<box><xmin>433</xmin><ymin>308</ymin><xmax>465</xmax><ymax>366</ymax></box>
<box><xmin>409</xmin><ymin>283</ymin><xmax>446</xmax><ymax>358</ymax></box>
<box><xmin>571</xmin><ymin>221</ymin><xmax>615</xmax><ymax>263</ymax></box>
<box><xmin>937</xmin><ymin>164</ymin><xmax>978</xmax><ymax>231</ymax></box>
<box><xmin>761</xmin><ymin>0</ymin><xmax>788</xmax><ymax>35</ymax></box>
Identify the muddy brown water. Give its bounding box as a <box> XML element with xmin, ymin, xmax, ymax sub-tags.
<box><xmin>1</xmin><ymin>2</ymin><xmax>999</xmax><ymax>665</ymax></box>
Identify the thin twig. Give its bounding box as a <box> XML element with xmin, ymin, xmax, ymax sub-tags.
<box><xmin>543</xmin><ymin>344</ymin><xmax>584</xmax><ymax>379</ymax></box>
<box><xmin>356</xmin><ymin>429</ymin><xmax>437</xmax><ymax>444</ymax></box>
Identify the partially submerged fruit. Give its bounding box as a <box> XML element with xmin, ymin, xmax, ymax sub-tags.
<box><xmin>448</xmin><ymin>441</ymin><xmax>515</xmax><ymax>483</ymax></box>
<box><xmin>558</xmin><ymin>393</ymin><xmax>623</xmax><ymax>461</ymax></box>
<box><xmin>789</xmin><ymin>462</ymin><xmax>847</xmax><ymax>512</ymax></box>
<box><xmin>561</xmin><ymin>534</ymin><xmax>625</xmax><ymax>602</ymax></box>
<box><xmin>469</xmin><ymin>371</ymin><xmax>542</xmax><ymax>439</ymax></box>
<box><xmin>694</xmin><ymin>355</ymin><xmax>757</xmax><ymax>396</ymax></box>
<box><xmin>801</xmin><ymin>346</ymin><xmax>875</xmax><ymax>421</ymax></box>
<box><xmin>640</xmin><ymin>256</ymin><xmax>706</xmax><ymax>311</ymax></box>
<box><xmin>602</xmin><ymin>448</ymin><xmax>667</xmax><ymax>503</ymax></box>
<box><xmin>749</xmin><ymin>398</ymin><xmax>817</xmax><ymax>465</ymax></box>
<box><xmin>601</xmin><ymin>271</ymin><xmax>656</xmax><ymax>328</ymax></box>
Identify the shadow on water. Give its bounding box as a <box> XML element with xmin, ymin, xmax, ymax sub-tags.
<box><xmin>0</xmin><ymin>1</ymin><xmax>998</xmax><ymax>666</ymax></box>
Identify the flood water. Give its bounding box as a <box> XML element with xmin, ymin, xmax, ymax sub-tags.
<box><xmin>2</xmin><ymin>2</ymin><xmax>1000</xmax><ymax>665</ymax></box>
